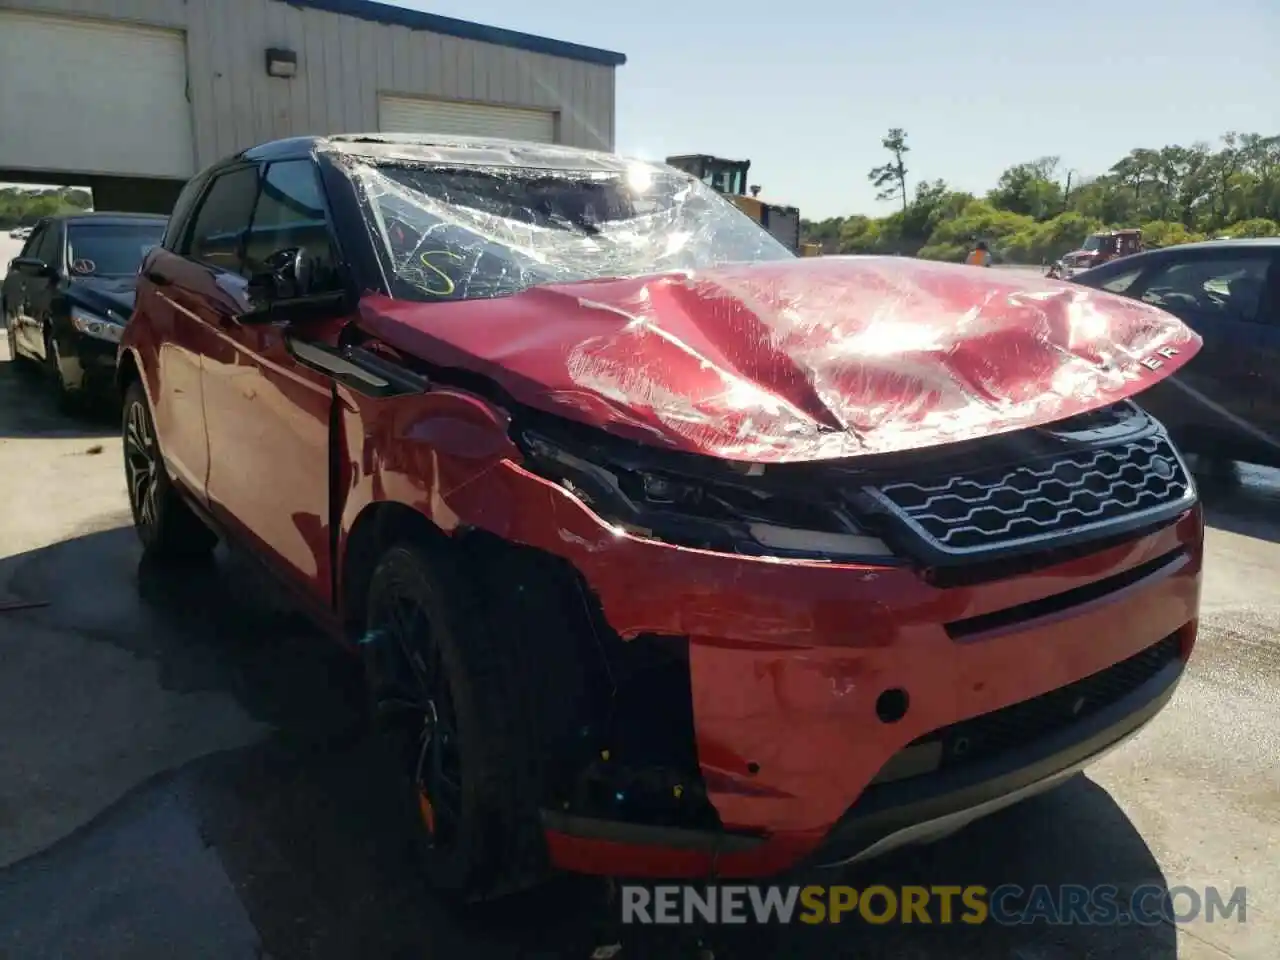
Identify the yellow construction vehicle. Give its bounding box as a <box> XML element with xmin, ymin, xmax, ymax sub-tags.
<box><xmin>664</xmin><ymin>154</ymin><xmax>822</xmax><ymax>257</ymax></box>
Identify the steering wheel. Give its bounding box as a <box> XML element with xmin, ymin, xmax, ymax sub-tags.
<box><xmin>1146</xmin><ymin>286</ymin><xmax>1199</xmax><ymax>308</ymax></box>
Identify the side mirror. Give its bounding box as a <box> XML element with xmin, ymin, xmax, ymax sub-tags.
<box><xmin>13</xmin><ymin>257</ymin><xmax>53</xmax><ymax>279</ymax></box>
<box><xmin>246</xmin><ymin>247</ymin><xmax>311</xmax><ymax>311</ymax></box>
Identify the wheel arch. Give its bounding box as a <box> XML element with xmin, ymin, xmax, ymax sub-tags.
<box><xmin>116</xmin><ymin>341</ymin><xmax>165</xmax><ymax>414</ymax></box>
<box><xmin>339</xmin><ymin>500</ymin><xmax>449</xmax><ymax>640</ymax></box>
<box><xmin>116</xmin><ymin>346</ymin><xmax>142</xmax><ymax>398</ymax></box>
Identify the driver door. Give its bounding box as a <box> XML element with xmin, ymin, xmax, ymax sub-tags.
<box><xmin>199</xmin><ymin>158</ymin><xmax>349</xmax><ymax>607</ymax></box>
<box><xmin>19</xmin><ymin>222</ymin><xmax>64</xmax><ymax>359</ymax></box>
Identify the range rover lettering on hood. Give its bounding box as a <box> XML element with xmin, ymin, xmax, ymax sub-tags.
<box><xmin>357</xmin><ymin>256</ymin><xmax>1201</xmax><ymax>463</ymax></box>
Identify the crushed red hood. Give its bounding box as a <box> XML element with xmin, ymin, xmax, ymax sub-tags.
<box><xmin>356</xmin><ymin>256</ymin><xmax>1201</xmax><ymax>463</ymax></box>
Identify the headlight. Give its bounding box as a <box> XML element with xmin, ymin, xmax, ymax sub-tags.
<box><xmin>71</xmin><ymin>306</ymin><xmax>124</xmax><ymax>343</ymax></box>
<box><xmin>517</xmin><ymin>430</ymin><xmax>896</xmax><ymax>562</ymax></box>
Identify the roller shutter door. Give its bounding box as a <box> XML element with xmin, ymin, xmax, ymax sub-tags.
<box><xmin>0</xmin><ymin>11</ymin><xmax>194</xmax><ymax>179</ymax></box>
<box><xmin>378</xmin><ymin>95</ymin><xmax>556</xmax><ymax>143</ymax></box>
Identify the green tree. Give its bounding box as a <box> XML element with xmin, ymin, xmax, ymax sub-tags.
<box><xmin>837</xmin><ymin>215</ymin><xmax>880</xmax><ymax>253</ymax></box>
<box><xmin>1223</xmin><ymin>218</ymin><xmax>1279</xmax><ymax>238</ymax></box>
<box><xmin>802</xmin><ymin>216</ymin><xmax>845</xmax><ymax>253</ymax></box>
<box><xmin>1140</xmin><ymin>220</ymin><xmax>1207</xmax><ymax>247</ymax></box>
<box><xmin>922</xmin><ymin>200</ymin><xmax>1034</xmax><ymax>260</ymax></box>
<box><xmin>988</xmin><ymin>157</ymin><xmax>1064</xmax><ymax>221</ymax></box>
<box><xmin>868</xmin><ymin>128</ymin><xmax>910</xmax><ymax>214</ymax></box>
<box><xmin>1236</xmin><ymin>134</ymin><xmax>1280</xmax><ymax>221</ymax></box>
<box><xmin>1001</xmin><ymin>211</ymin><xmax>1104</xmax><ymax>263</ymax></box>
<box><xmin>0</xmin><ymin>186</ymin><xmax>92</xmax><ymax>228</ymax></box>
<box><xmin>802</xmin><ymin>128</ymin><xmax>1280</xmax><ymax>262</ymax></box>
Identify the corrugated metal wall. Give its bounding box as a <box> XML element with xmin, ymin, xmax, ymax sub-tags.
<box><xmin>0</xmin><ymin>0</ymin><xmax>617</xmax><ymax>168</ymax></box>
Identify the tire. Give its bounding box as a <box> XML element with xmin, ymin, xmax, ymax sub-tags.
<box><xmin>122</xmin><ymin>380</ymin><xmax>218</xmax><ymax>561</ymax></box>
<box><xmin>1198</xmin><ymin>455</ymin><xmax>1240</xmax><ymax>492</ymax></box>
<box><xmin>44</xmin><ymin>322</ymin><xmax>79</xmax><ymax>412</ymax></box>
<box><xmin>361</xmin><ymin>540</ymin><xmax>566</xmax><ymax>900</ymax></box>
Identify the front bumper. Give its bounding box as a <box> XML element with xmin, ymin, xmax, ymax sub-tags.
<box><xmin>56</xmin><ymin>328</ymin><xmax>119</xmax><ymax>397</ymax></box>
<box><xmin>542</xmin><ymin>642</ymin><xmax>1183</xmax><ymax>877</ymax></box>
<box><xmin>809</xmin><ymin>644</ymin><xmax>1181</xmax><ymax>868</ymax></box>
<box><xmin>436</xmin><ymin>454</ymin><xmax>1202</xmax><ymax>879</ymax></box>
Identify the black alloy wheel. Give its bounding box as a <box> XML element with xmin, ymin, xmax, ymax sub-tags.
<box><xmin>121</xmin><ymin>380</ymin><xmax>218</xmax><ymax>560</ymax></box>
<box><xmin>361</xmin><ymin>539</ymin><xmax>598</xmax><ymax>901</ymax></box>
<box><xmin>124</xmin><ymin>392</ymin><xmax>161</xmax><ymax>533</ymax></box>
<box><xmin>361</xmin><ymin>540</ymin><xmax>568</xmax><ymax>901</ymax></box>
<box><xmin>364</xmin><ymin>559</ymin><xmax>466</xmax><ymax>859</ymax></box>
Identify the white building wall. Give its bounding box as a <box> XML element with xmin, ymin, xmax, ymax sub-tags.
<box><xmin>0</xmin><ymin>0</ymin><xmax>619</xmax><ymax>175</ymax></box>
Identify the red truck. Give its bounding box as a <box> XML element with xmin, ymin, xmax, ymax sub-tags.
<box><xmin>118</xmin><ymin>135</ymin><xmax>1203</xmax><ymax>900</ymax></box>
<box><xmin>1050</xmin><ymin>229</ymin><xmax>1145</xmax><ymax>279</ymax></box>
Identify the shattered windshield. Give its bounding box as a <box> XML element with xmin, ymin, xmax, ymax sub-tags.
<box><xmin>352</xmin><ymin>160</ymin><xmax>794</xmax><ymax>302</ymax></box>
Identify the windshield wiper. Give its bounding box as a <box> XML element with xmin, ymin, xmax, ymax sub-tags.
<box><xmin>530</xmin><ymin>196</ymin><xmax>601</xmax><ymax>236</ymax></box>
<box><xmin>555</xmin><ymin>213</ymin><xmax>601</xmax><ymax>236</ymax></box>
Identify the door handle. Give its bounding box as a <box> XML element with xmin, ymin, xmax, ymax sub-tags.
<box><xmin>145</xmin><ymin>269</ymin><xmax>171</xmax><ymax>287</ymax></box>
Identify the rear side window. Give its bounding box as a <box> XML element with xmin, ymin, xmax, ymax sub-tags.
<box><xmin>32</xmin><ymin>222</ymin><xmax>61</xmax><ymax>267</ymax></box>
<box><xmin>20</xmin><ymin>222</ymin><xmax>48</xmax><ymax>259</ymax></box>
<box><xmin>1140</xmin><ymin>255</ymin><xmax>1272</xmax><ymax>324</ymax></box>
<box><xmin>184</xmin><ymin>166</ymin><xmax>261</xmax><ymax>273</ymax></box>
<box><xmin>163</xmin><ymin>175</ymin><xmax>210</xmax><ymax>251</ymax></box>
<box><xmin>244</xmin><ymin>160</ymin><xmax>343</xmax><ymax>292</ymax></box>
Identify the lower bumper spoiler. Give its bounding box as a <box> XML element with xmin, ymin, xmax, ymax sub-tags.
<box><xmin>811</xmin><ymin>660</ymin><xmax>1183</xmax><ymax>867</ymax></box>
<box><xmin>540</xmin><ymin>659</ymin><xmax>1183</xmax><ymax>879</ymax></box>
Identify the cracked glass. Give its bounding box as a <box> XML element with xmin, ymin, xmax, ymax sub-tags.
<box><xmin>348</xmin><ymin>159</ymin><xmax>795</xmax><ymax>302</ymax></box>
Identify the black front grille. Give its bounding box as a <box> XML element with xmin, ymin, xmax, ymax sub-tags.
<box><xmin>903</xmin><ymin>633</ymin><xmax>1181</xmax><ymax>777</ymax></box>
<box><xmin>867</xmin><ymin>434</ymin><xmax>1193</xmax><ymax>556</ymax></box>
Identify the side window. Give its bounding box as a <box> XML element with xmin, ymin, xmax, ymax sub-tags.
<box><xmin>1100</xmin><ymin>267</ymin><xmax>1142</xmax><ymax>295</ymax></box>
<box><xmin>163</xmin><ymin>174</ymin><xmax>210</xmax><ymax>251</ymax></box>
<box><xmin>1140</xmin><ymin>255</ymin><xmax>1272</xmax><ymax>323</ymax></box>
<box><xmin>33</xmin><ymin>223</ymin><xmax>61</xmax><ymax>268</ymax></box>
<box><xmin>244</xmin><ymin>160</ymin><xmax>343</xmax><ymax>293</ymax></box>
<box><xmin>183</xmin><ymin>166</ymin><xmax>261</xmax><ymax>273</ymax></box>
<box><xmin>20</xmin><ymin>223</ymin><xmax>47</xmax><ymax>259</ymax></box>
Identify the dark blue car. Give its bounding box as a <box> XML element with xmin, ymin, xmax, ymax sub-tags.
<box><xmin>3</xmin><ymin>212</ymin><xmax>167</xmax><ymax>409</ymax></box>
<box><xmin>1071</xmin><ymin>239</ymin><xmax>1280</xmax><ymax>471</ymax></box>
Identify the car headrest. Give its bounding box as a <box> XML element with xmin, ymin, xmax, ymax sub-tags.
<box><xmin>1227</xmin><ymin>275</ymin><xmax>1263</xmax><ymax>318</ymax></box>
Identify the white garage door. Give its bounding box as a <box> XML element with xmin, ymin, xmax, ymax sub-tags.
<box><xmin>0</xmin><ymin>12</ymin><xmax>194</xmax><ymax>179</ymax></box>
<box><xmin>378</xmin><ymin>95</ymin><xmax>556</xmax><ymax>144</ymax></box>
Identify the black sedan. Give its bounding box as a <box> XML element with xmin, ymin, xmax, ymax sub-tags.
<box><xmin>3</xmin><ymin>213</ymin><xmax>167</xmax><ymax>409</ymax></box>
<box><xmin>1070</xmin><ymin>238</ymin><xmax>1280</xmax><ymax>471</ymax></box>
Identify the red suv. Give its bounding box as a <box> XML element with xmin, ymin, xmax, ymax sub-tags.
<box><xmin>119</xmin><ymin>135</ymin><xmax>1204</xmax><ymax>899</ymax></box>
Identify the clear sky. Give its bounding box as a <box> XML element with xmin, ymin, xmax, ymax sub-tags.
<box><xmin>398</xmin><ymin>0</ymin><xmax>1279</xmax><ymax>220</ymax></box>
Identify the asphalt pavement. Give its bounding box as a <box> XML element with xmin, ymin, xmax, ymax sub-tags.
<box><xmin>1</xmin><ymin>323</ymin><xmax>1278</xmax><ymax>959</ymax></box>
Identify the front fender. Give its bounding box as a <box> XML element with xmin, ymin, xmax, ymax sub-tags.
<box><xmin>335</xmin><ymin>384</ymin><xmax>523</xmax><ymax>591</ymax></box>
<box><xmin>117</xmin><ymin>332</ymin><xmax>161</xmax><ymax>412</ymax></box>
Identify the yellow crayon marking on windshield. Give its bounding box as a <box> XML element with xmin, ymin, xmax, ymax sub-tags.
<box><xmin>419</xmin><ymin>249</ymin><xmax>463</xmax><ymax>296</ymax></box>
